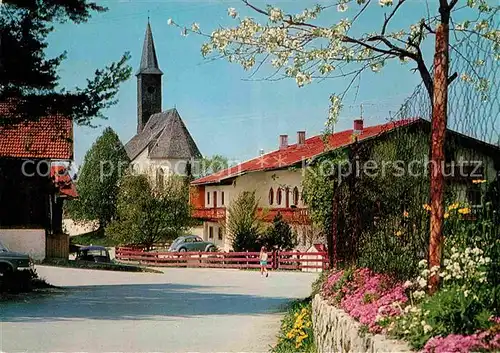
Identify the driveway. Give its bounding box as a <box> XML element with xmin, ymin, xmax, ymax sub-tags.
<box><xmin>0</xmin><ymin>266</ymin><xmax>318</xmax><ymax>352</ymax></box>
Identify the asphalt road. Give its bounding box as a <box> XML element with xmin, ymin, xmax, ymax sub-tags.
<box><xmin>1</xmin><ymin>266</ymin><xmax>317</xmax><ymax>352</ymax></box>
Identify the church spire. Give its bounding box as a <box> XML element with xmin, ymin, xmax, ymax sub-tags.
<box><xmin>137</xmin><ymin>21</ymin><xmax>163</xmax><ymax>76</ymax></box>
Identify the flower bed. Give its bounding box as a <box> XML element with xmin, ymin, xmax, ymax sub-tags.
<box><xmin>322</xmin><ymin>267</ymin><xmax>408</xmax><ymax>333</ymax></box>
<box><xmin>321</xmin><ymin>262</ymin><xmax>500</xmax><ymax>352</ymax></box>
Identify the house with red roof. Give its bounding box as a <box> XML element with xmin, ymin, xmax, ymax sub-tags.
<box><xmin>0</xmin><ymin>102</ymin><xmax>76</xmax><ymax>260</ymax></box>
<box><xmin>190</xmin><ymin>118</ymin><xmax>499</xmax><ymax>251</ymax></box>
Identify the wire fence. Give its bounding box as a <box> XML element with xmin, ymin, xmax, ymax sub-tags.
<box><xmin>328</xmin><ymin>29</ymin><xmax>499</xmax><ymax>279</ymax></box>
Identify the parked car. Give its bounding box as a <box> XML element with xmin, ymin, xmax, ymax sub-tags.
<box><xmin>75</xmin><ymin>246</ymin><xmax>111</xmax><ymax>263</ymax></box>
<box><xmin>168</xmin><ymin>235</ymin><xmax>216</xmax><ymax>252</ymax></box>
<box><xmin>0</xmin><ymin>241</ymin><xmax>32</xmax><ymax>277</ymax></box>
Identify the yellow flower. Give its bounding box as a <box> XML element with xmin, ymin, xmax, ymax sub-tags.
<box><xmin>444</xmin><ymin>212</ymin><xmax>449</xmax><ymax>219</ymax></box>
<box><xmin>447</xmin><ymin>203</ymin><xmax>459</xmax><ymax>211</ymax></box>
<box><xmin>403</xmin><ymin>210</ymin><xmax>409</xmax><ymax>218</ymax></box>
<box><xmin>395</xmin><ymin>231</ymin><xmax>403</xmax><ymax>237</ymax></box>
<box><xmin>423</xmin><ymin>204</ymin><xmax>431</xmax><ymax>211</ymax></box>
<box><xmin>458</xmin><ymin>207</ymin><xmax>471</xmax><ymax>215</ymax></box>
<box><xmin>472</xmin><ymin>179</ymin><xmax>486</xmax><ymax>184</ymax></box>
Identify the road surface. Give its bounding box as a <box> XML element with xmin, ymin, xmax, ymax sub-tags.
<box><xmin>1</xmin><ymin>266</ymin><xmax>317</xmax><ymax>352</ymax></box>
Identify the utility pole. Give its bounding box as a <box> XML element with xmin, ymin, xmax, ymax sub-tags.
<box><xmin>428</xmin><ymin>1</ymin><xmax>451</xmax><ymax>294</ymax></box>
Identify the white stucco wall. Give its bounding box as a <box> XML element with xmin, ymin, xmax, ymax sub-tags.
<box><xmin>0</xmin><ymin>229</ymin><xmax>46</xmax><ymax>260</ymax></box>
<box><xmin>204</xmin><ymin>169</ymin><xmax>305</xmax><ymax>209</ymax></box>
<box><xmin>130</xmin><ymin>149</ymin><xmax>192</xmax><ymax>180</ymax></box>
<box><xmin>63</xmin><ymin>219</ymin><xmax>99</xmax><ymax>236</ymax></box>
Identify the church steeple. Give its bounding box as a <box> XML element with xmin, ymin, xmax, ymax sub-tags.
<box><xmin>137</xmin><ymin>21</ymin><xmax>163</xmax><ymax>76</ymax></box>
<box><xmin>137</xmin><ymin>21</ymin><xmax>163</xmax><ymax>133</ymax></box>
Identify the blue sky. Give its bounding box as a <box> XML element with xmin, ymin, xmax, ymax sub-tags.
<box><xmin>46</xmin><ymin>0</ymin><xmax>441</xmax><ymax>166</ymax></box>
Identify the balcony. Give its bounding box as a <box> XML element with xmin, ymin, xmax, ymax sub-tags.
<box><xmin>192</xmin><ymin>207</ymin><xmax>226</xmax><ymax>221</ymax></box>
<box><xmin>257</xmin><ymin>207</ymin><xmax>310</xmax><ymax>225</ymax></box>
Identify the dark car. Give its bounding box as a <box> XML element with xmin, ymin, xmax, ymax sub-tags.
<box><xmin>0</xmin><ymin>241</ymin><xmax>32</xmax><ymax>277</ymax></box>
<box><xmin>168</xmin><ymin>235</ymin><xmax>216</xmax><ymax>252</ymax></box>
<box><xmin>76</xmin><ymin>246</ymin><xmax>111</xmax><ymax>263</ymax></box>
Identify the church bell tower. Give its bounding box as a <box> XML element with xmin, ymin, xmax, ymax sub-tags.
<box><xmin>136</xmin><ymin>21</ymin><xmax>163</xmax><ymax>133</ymax></box>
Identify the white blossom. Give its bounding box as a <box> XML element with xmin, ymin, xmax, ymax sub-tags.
<box><xmin>269</xmin><ymin>8</ymin><xmax>283</xmax><ymax>22</ymax></box>
<box><xmin>379</xmin><ymin>0</ymin><xmax>393</xmax><ymax>6</ymax></box>
<box><xmin>337</xmin><ymin>3</ymin><xmax>348</xmax><ymax>12</ymax></box>
<box><xmin>191</xmin><ymin>23</ymin><xmax>200</xmax><ymax>32</ymax></box>
<box><xmin>167</xmin><ymin>18</ymin><xmax>173</xmax><ymax>26</ymax></box>
<box><xmin>227</xmin><ymin>7</ymin><xmax>238</xmax><ymax>18</ymax></box>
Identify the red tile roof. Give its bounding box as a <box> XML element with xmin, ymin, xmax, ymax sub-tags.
<box><xmin>51</xmin><ymin>166</ymin><xmax>78</xmax><ymax>198</ymax></box>
<box><xmin>192</xmin><ymin>119</ymin><xmax>420</xmax><ymax>185</ymax></box>
<box><xmin>0</xmin><ymin>102</ymin><xmax>73</xmax><ymax>159</ymax></box>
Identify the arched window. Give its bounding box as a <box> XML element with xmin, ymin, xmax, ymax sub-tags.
<box><xmin>268</xmin><ymin>187</ymin><xmax>274</xmax><ymax>205</ymax></box>
<box><xmin>277</xmin><ymin>188</ymin><xmax>283</xmax><ymax>205</ymax></box>
<box><xmin>293</xmin><ymin>187</ymin><xmax>300</xmax><ymax>206</ymax></box>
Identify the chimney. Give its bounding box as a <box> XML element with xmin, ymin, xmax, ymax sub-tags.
<box><xmin>279</xmin><ymin>134</ymin><xmax>289</xmax><ymax>150</ymax></box>
<box><xmin>353</xmin><ymin>119</ymin><xmax>364</xmax><ymax>135</ymax></box>
<box><xmin>297</xmin><ymin>131</ymin><xmax>306</xmax><ymax>146</ymax></box>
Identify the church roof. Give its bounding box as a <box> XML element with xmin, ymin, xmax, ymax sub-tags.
<box><xmin>125</xmin><ymin>108</ymin><xmax>202</xmax><ymax>161</ymax></box>
<box><xmin>136</xmin><ymin>22</ymin><xmax>163</xmax><ymax>76</ymax></box>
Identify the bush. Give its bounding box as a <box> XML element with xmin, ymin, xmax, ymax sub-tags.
<box><xmin>272</xmin><ymin>299</ymin><xmax>316</xmax><ymax>353</ymax></box>
<box><xmin>260</xmin><ymin>213</ymin><xmax>296</xmax><ymax>251</ymax></box>
<box><xmin>0</xmin><ymin>269</ymin><xmax>52</xmax><ymax>294</ymax></box>
<box><xmin>226</xmin><ymin>191</ymin><xmax>263</xmax><ymax>252</ymax></box>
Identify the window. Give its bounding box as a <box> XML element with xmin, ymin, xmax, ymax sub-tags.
<box><xmin>277</xmin><ymin>188</ymin><xmax>283</xmax><ymax>205</ymax></box>
<box><xmin>218</xmin><ymin>228</ymin><xmax>223</xmax><ymax>240</ymax></box>
<box><xmin>467</xmin><ymin>184</ymin><xmax>482</xmax><ymax>207</ymax></box>
<box><xmin>209</xmin><ymin>227</ymin><xmax>214</xmax><ymax>239</ymax></box>
<box><xmin>207</xmin><ymin>192</ymin><xmax>210</xmax><ymax>205</ymax></box>
<box><xmin>268</xmin><ymin>188</ymin><xmax>274</xmax><ymax>205</ymax></box>
<box><xmin>293</xmin><ymin>187</ymin><xmax>300</xmax><ymax>206</ymax></box>
<box><xmin>221</xmin><ymin>192</ymin><xmax>225</xmax><ymax>206</ymax></box>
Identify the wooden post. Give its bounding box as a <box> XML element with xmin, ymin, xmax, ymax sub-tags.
<box><xmin>429</xmin><ymin>13</ymin><xmax>450</xmax><ymax>294</ymax></box>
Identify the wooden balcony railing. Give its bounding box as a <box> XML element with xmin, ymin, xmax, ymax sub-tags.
<box><xmin>257</xmin><ymin>207</ymin><xmax>310</xmax><ymax>225</ymax></box>
<box><xmin>192</xmin><ymin>207</ymin><xmax>226</xmax><ymax>221</ymax></box>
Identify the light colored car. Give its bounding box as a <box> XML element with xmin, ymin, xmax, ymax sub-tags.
<box><xmin>0</xmin><ymin>241</ymin><xmax>32</xmax><ymax>277</ymax></box>
<box><xmin>168</xmin><ymin>235</ymin><xmax>216</xmax><ymax>252</ymax></box>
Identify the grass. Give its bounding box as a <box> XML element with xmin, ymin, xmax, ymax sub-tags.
<box><xmin>271</xmin><ymin>298</ymin><xmax>316</xmax><ymax>353</ymax></box>
<box><xmin>70</xmin><ymin>228</ymin><xmax>118</xmax><ymax>247</ymax></box>
<box><xmin>42</xmin><ymin>258</ymin><xmax>163</xmax><ymax>273</ymax></box>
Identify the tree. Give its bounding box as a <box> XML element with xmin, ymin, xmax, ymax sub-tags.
<box><xmin>171</xmin><ymin>0</ymin><xmax>498</xmax><ymax>292</ymax></box>
<box><xmin>196</xmin><ymin>155</ymin><xmax>231</xmax><ymax>177</ymax></box>
<box><xmin>0</xmin><ymin>0</ymin><xmax>132</xmax><ymax>126</ymax></box>
<box><xmin>65</xmin><ymin>127</ymin><xmax>129</xmax><ymax>228</ymax></box>
<box><xmin>106</xmin><ymin>174</ymin><xmax>192</xmax><ymax>249</ymax></box>
<box><xmin>226</xmin><ymin>191</ymin><xmax>262</xmax><ymax>251</ymax></box>
<box><xmin>260</xmin><ymin>213</ymin><xmax>296</xmax><ymax>250</ymax></box>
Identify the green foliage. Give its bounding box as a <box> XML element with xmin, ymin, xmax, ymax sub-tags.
<box><xmin>260</xmin><ymin>213</ymin><xmax>296</xmax><ymax>250</ymax></box>
<box><xmin>65</xmin><ymin>128</ymin><xmax>130</xmax><ymax>228</ymax></box>
<box><xmin>392</xmin><ymin>285</ymin><xmax>495</xmax><ymax>350</ymax></box>
<box><xmin>311</xmin><ymin>270</ymin><xmax>330</xmax><ymax>297</ymax></box>
<box><xmin>0</xmin><ymin>269</ymin><xmax>52</xmax><ymax>294</ymax></box>
<box><xmin>0</xmin><ymin>0</ymin><xmax>132</xmax><ymax>126</ymax></box>
<box><xmin>272</xmin><ymin>299</ymin><xmax>316</xmax><ymax>353</ymax></box>
<box><xmin>106</xmin><ymin>174</ymin><xmax>192</xmax><ymax>249</ymax></box>
<box><xmin>388</xmin><ymin>210</ymin><xmax>499</xmax><ymax>349</ymax></box>
<box><xmin>357</xmin><ymin>218</ymin><xmax>425</xmax><ymax>280</ymax></box>
<box><xmin>70</xmin><ymin>228</ymin><xmax>118</xmax><ymax>247</ymax></box>
<box><xmin>226</xmin><ymin>191</ymin><xmax>263</xmax><ymax>252</ymax></box>
<box><xmin>196</xmin><ymin>155</ymin><xmax>231</xmax><ymax>177</ymax></box>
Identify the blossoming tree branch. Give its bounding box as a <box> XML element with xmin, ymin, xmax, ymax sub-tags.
<box><xmin>168</xmin><ymin>0</ymin><xmax>499</xmax><ymax>292</ymax></box>
<box><xmin>170</xmin><ymin>0</ymin><xmax>498</xmax><ymax>130</ymax></box>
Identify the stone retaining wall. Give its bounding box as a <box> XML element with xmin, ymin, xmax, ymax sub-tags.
<box><xmin>312</xmin><ymin>294</ymin><xmax>412</xmax><ymax>353</ymax></box>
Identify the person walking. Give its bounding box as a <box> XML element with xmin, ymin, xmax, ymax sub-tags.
<box><xmin>259</xmin><ymin>246</ymin><xmax>269</xmax><ymax>277</ymax></box>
